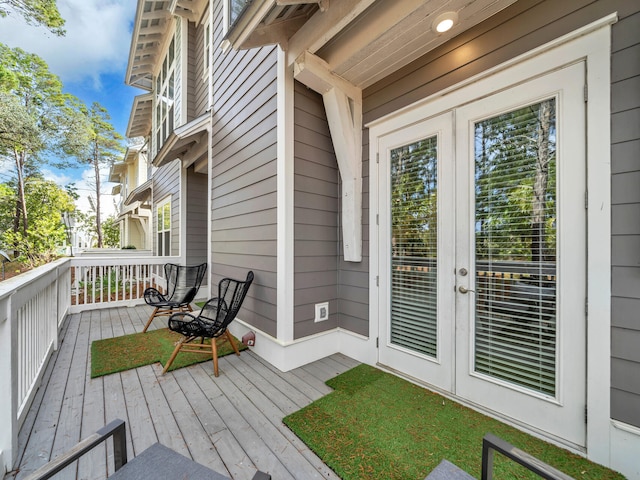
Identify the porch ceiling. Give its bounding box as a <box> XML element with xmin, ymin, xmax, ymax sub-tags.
<box><xmin>226</xmin><ymin>0</ymin><xmax>517</xmax><ymax>89</ymax></box>
<box><xmin>127</xmin><ymin>93</ymin><xmax>154</xmax><ymax>138</ymax></box>
<box><xmin>126</xmin><ymin>0</ymin><xmax>175</xmax><ymax>91</ymax></box>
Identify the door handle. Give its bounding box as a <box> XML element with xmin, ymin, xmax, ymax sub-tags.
<box><xmin>458</xmin><ymin>286</ymin><xmax>474</xmax><ymax>294</ymax></box>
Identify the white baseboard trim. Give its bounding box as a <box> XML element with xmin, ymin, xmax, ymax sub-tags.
<box><xmin>229</xmin><ymin>319</ymin><xmax>376</xmax><ymax>372</ymax></box>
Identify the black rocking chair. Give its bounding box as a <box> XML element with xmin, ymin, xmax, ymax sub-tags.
<box><xmin>163</xmin><ymin>271</ymin><xmax>254</xmax><ymax>377</ymax></box>
<box><xmin>142</xmin><ymin>262</ymin><xmax>207</xmax><ymax>332</ymax></box>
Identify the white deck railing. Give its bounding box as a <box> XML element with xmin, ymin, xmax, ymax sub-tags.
<box><xmin>0</xmin><ymin>255</ymin><xmax>186</xmax><ymax>475</ymax></box>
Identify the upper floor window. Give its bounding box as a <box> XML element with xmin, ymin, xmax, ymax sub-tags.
<box><xmin>157</xmin><ymin>198</ymin><xmax>171</xmax><ymax>256</ymax></box>
<box><xmin>153</xmin><ymin>36</ymin><xmax>176</xmax><ymax>158</ymax></box>
<box><xmin>226</xmin><ymin>0</ymin><xmax>249</xmax><ymax>30</ymax></box>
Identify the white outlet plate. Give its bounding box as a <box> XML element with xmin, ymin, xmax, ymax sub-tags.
<box><xmin>314</xmin><ymin>302</ymin><xmax>329</xmax><ymax>322</ymax></box>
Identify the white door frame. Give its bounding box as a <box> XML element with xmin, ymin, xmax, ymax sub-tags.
<box><xmin>368</xmin><ymin>16</ymin><xmax>613</xmax><ymax>461</ymax></box>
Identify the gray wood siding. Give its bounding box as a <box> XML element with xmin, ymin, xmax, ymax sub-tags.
<box><xmin>611</xmin><ymin>7</ymin><xmax>640</xmax><ymax>427</ymax></box>
<box><xmin>153</xmin><ymin>159</ymin><xmax>181</xmax><ymax>256</ymax></box>
<box><xmin>364</xmin><ymin>0</ymin><xmax>640</xmax><ymax>426</ymax></box>
<box><xmin>186</xmin><ymin>167</ymin><xmax>208</xmax><ymax>266</ymax></box>
<box><xmin>186</xmin><ymin>17</ymin><xmax>208</xmax><ymax>121</ymax></box>
<box><xmin>293</xmin><ymin>81</ymin><xmax>340</xmax><ymax>339</ymax></box>
<box><xmin>187</xmin><ymin>21</ymin><xmax>197</xmax><ymax>120</ymax></box>
<box><xmin>193</xmin><ymin>15</ymin><xmax>209</xmax><ymax>118</ymax></box>
<box><xmin>211</xmin><ymin>0</ymin><xmax>278</xmax><ymax>337</ymax></box>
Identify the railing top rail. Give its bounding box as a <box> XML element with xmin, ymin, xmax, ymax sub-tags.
<box><xmin>69</xmin><ymin>256</ymin><xmax>183</xmax><ymax>267</ymax></box>
<box><xmin>0</xmin><ymin>257</ymin><xmax>70</xmax><ymax>302</ymax></box>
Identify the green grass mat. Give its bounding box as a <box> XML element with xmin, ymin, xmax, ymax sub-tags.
<box><xmin>91</xmin><ymin>328</ymin><xmax>246</xmax><ymax>378</ymax></box>
<box><xmin>284</xmin><ymin>364</ymin><xmax>623</xmax><ymax>480</ymax></box>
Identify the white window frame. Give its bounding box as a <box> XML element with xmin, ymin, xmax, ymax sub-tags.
<box><xmin>157</xmin><ymin>197</ymin><xmax>172</xmax><ymax>257</ymax></box>
<box><xmin>223</xmin><ymin>0</ymin><xmax>248</xmax><ymax>34</ymax></box>
<box><xmin>153</xmin><ymin>34</ymin><xmax>177</xmax><ymax>158</ymax></box>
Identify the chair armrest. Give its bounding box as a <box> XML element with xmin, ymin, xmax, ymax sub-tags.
<box><xmin>481</xmin><ymin>433</ymin><xmax>574</xmax><ymax>480</ymax></box>
<box><xmin>22</xmin><ymin>419</ymin><xmax>127</xmax><ymax>480</ymax></box>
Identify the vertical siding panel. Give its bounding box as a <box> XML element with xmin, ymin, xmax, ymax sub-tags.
<box><xmin>293</xmin><ymin>82</ymin><xmax>340</xmax><ymax>339</ymax></box>
<box><xmin>193</xmin><ymin>15</ymin><xmax>209</xmax><ymax>118</ymax></box>
<box><xmin>186</xmin><ymin>167</ymin><xmax>208</xmax><ymax>266</ymax></box>
<box><xmin>610</xmin><ymin>9</ymin><xmax>640</xmax><ymax>427</ymax></box>
<box><xmin>211</xmin><ymin>0</ymin><xmax>278</xmax><ymax>336</ymax></box>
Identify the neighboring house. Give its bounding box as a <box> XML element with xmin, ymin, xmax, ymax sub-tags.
<box><xmin>109</xmin><ymin>142</ymin><xmax>153</xmax><ymax>250</ymax></box>
<box><xmin>124</xmin><ymin>0</ymin><xmax>640</xmax><ymax>477</ymax></box>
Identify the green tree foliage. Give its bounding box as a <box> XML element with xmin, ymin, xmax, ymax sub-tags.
<box><xmin>0</xmin><ymin>44</ymin><xmax>87</xmax><ymax>237</ymax></box>
<box><xmin>474</xmin><ymin>99</ymin><xmax>556</xmax><ymax>262</ymax></box>
<box><xmin>71</xmin><ymin>102</ymin><xmax>124</xmax><ymax>248</ymax></box>
<box><xmin>390</xmin><ymin>137</ymin><xmax>438</xmax><ymax>260</ymax></box>
<box><xmin>101</xmin><ymin>216</ymin><xmax>121</xmax><ymax>248</ymax></box>
<box><xmin>0</xmin><ymin>178</ymin><xmax>74</xmax><ymax>267</ymax></box>
<box><xmin>0</xmin><ymin>0</ymin><xmax>65</xmax><ymax>36</ymax></box>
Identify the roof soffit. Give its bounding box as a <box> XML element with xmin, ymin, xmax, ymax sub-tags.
<box><xmin>125</xmin><ymin>179</ymin><xmax>153</xmax><ymax>206</ymax></box>
<box><xmin>153</xmin><ymin>113</ymin><xmax>210</xmax><ymax>168</ymax></box>
<box><xmin>170</xmin><ymin>0</ymin><xmax>208</xmax><ymax>22</ymax></box>
<box><xmin>126</xmin><ymin>0</ymin><xmax>175</xmax><ymax>91</ymax></box>
<box><xmin>226</xmin><ymin>0</ymin><xmax>517</xmax><ymax>89</ymax></box>
<box><xmin>127</xmin><ymin>93</ymin><xmax>154</xmax><ymax>138</ymax></box>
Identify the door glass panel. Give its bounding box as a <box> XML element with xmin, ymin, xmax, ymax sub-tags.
<box><xmin>474</xmin><ymin>99</ymin><xmax>557</xmax><ymax>395</ymax></box>
<box><xmin>390</xmin><ymin>136</ymin><xmax>438</xmax><ymax>357</ymax></box>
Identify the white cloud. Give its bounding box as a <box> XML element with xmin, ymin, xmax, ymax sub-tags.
<box><xmin>0</xmin><ymin>0</ymin><xmax>136</xmax><ymax>84</ymax></box>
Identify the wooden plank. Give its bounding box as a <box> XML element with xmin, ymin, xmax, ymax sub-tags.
<box><xmin>119</xmin><ymin>367</ymin><xmax>158</xmax><ymax>456</ymax></box>
<box><xmin>236</xmin><ymin>353</ymin><xmax>314</xmax><ymax>408</ymax></box>
<box><xmin>49</xmin><ymin>311</ymin><xmax>92</xmax><ymax>480</ymax></box>
<box><xmin>135</xmin><ymin>365</ymin><xmax>189</xmax><ymax>456</ymax></box>
<box><xmin>169</xmin><ymin>367</ymin><xmax>240</xmax><ymax>476</ymax></box>
<box><xmin>230</xmin><ymin>355</ymin><xmax>300</xmax><ymax>415</ymax></box>
<box><xmin>250</xmin><ymin>353</ymin><xmax>328</xmax><ymax>402</ymax></box>
<box><xmin>188</xmin><ymin>364</ymin><xmax>292</xmax><ymax>480</ymax></box>
<box><xmin>100</xmin><ymin>308</ymin><xmax>134</xmax><ymax>475</ymax></box>
<box><xmin>77</xmin><ymin>309</ymin><xmax>108</xmax><ymax>480</ymax></box>
<box><xmin>214</xmin><ymin>356</ymin><xmax>330</xmax><ymax>479</ymax></box>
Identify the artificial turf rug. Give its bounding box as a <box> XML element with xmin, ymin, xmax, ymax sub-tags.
<box><xmin>283</xmin><ymin>364</ymin><xmax>623</xmax><ymax>480</ymax></box>
<box><xmin>91</xmin><ymin>328</ymin><xmax>246</xmax><ymax>378</ymax></box>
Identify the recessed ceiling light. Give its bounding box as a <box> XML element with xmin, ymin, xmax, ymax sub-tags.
<box><xmin>432</xmin><ymin>11</ymin><xmax>458</xmax><ymax>33</ymax></box>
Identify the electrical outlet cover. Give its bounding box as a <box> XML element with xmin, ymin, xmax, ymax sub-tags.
<box><xmin>315</xmin><ymin>302</ymin><xmax>329</xmax><ymax>322</ymax></box>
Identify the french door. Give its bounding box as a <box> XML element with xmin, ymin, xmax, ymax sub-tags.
<box><xmin>376</xmin><ymin>63</ymin><xmax>586</xmax><ymax>447</ymax></box>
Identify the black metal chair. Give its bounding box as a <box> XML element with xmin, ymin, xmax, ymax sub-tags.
<box><xmin>142</xmin><ymin>262</ymin><xmax>207</xmax><ymax>332</ymax></box>
<box><xmin>162</xmin><ymin>271</ymin><xmax>254</xmax><ymax>377</ymax></box>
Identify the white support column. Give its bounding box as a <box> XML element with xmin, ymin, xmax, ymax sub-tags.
<box><xmin>0</xmin><ymin>295</ymin><xmax>16</xmax><ymax>475</ymax></box>
<box><xmin>294</xmin><ymin>51</ymin><xmax>362</xmax><ymax>261</ymax></box>
<box><xmin>277</xmin><ymin>47</ymin><xmax>295</xmax><ymax>342</ymax></box>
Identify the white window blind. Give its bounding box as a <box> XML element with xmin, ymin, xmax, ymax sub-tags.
<box><xmin>390</xmin><ymin>136</ymin><xmax>438</xmax><ymax>357</ymax></box>
<box><xmin>473</xmin><ymin>98</ymin><xmax>557</xmax><ymax>396</ymax></box>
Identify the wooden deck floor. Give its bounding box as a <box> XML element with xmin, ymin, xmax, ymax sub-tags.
<box><xmin>10</xmin><ymin>305</ymin><xmax>359</xmax><ymax>480</ymax></box>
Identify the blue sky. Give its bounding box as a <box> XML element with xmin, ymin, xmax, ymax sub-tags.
<box><xmin>0</xmin><ymin>0</ymin><xmax>141</xmax><ymax>216</ymax></box>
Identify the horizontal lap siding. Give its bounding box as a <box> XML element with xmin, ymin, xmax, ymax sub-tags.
<box><xmin>187</xmin><ymin>22</ymin><xmax>197</xmax><ymax>120</ymax></box>
<box><xmin>364</xmin><ymin>0</ymin><xmax>640</xmax><ymax>426</ymax></box>
<box><xmin>611</xmin><ymin>8</ymin><xmax>640</xmax><ymax>427</ymax></box>
<box><xmin>293</xmin><ymin>82</ymin><xmax>340</xmax><ymax>339</ymax></box>
<box><xmin>186</xmin><ymin>168</ymin><xmax>208</xmax><ymax>266</ymax></box>
<box><xmin>193</xmin><ymin>16</ymin><xmax>209</xmax><ymax>118</ymax></box>
<box><xmin>153</xmin><ymin>159</ymin><xmax>181</xmax><ymax>256</ymax></box>
<box><xmin>338</xmin><ymin>127</ymin><xmax>370</xmax><ymax>336</ymax></box>
<box><xmin>211</xmin><ymin>0</ymin><xmax>277</xmax><ymax>336</ymax></box>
